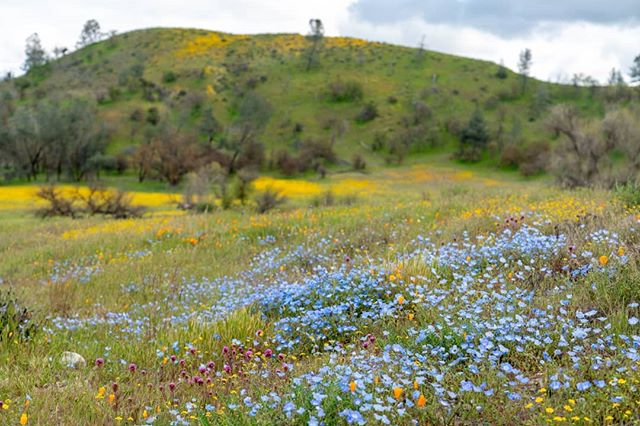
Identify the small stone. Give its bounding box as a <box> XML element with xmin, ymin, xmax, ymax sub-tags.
<box><xmin>60</xmin><ymin>351</ymin><xmax>86</xmax><ymax>369</ymax></box>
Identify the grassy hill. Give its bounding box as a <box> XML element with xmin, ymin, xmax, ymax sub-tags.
<box><xmin>0</xmin><ymin>28</ymin><xmax>609</xmax><ymax>174</ymax></box>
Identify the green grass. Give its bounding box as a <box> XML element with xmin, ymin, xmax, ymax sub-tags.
<box><xmin>2</xmin><ymin>164</ymin><xmax>640</xmax><ymax>424</ymax></box>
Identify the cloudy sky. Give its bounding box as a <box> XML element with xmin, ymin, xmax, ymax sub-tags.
<box><xmin>1</xmin><ymin>0</ymin><xmax>638</xmax><ymax>82</ymax></box>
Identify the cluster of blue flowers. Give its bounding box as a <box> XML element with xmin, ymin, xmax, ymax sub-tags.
<box><xmin>44</xmin><ymin>221</ymin><xmax>640</xmax><ymax>424</ymax></box>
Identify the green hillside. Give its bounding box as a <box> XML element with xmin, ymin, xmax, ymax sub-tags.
<box><xmin>0</xmin><ymin>27</ymin><xmax>629</xmax><ymax>181</ymax></box>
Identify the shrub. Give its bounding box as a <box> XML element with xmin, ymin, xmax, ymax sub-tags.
<box><xmin>352</xmin><ymin>154</ymin><xmax>367</xmax><ymax>171</ymax></box>
<box><xmin>327</xmin><ymin>79</ymin><xmax>363</xmax><ymax>102</ymax></box>
<box><xmin>310</xmin><ymin>191</ymin><xmax>358</xmax><ymax>208</ymax></box>
<box><xmin>162</xmin><ymin>70</ymin><xmax>177</xmax><ymax>83</ymax></box>
<box><xmin>80</xmin><ymin>187</ymin><xmax>145</xmax><ymax>219</ymax></box>
<box><xmin>615</xmin><ymin>181</ymin><xmax>640</xmax><ymax>208</ymax></box>
<box><xmin>146</xmin><ymin>107</ymin><xmax>160</xmax><ymax>125</ymax></box>
<box><xmin>255</xmin><ymin>188</ymin><xmax>286</xmax><ymax>214</ymax></box>
<box><xmin>1</xmin><ymin>290</ymin><xmax>39</xmax><ymax>343</ymax></box>
<box><xmin>235</xmin><ymin>168</ymin><xmax>258</xmax><ymax>205</ymax></box>
<box><xmin>355</xmin><ymin>102</ymin><xmax>378</xmax><ymax>123</ymax></box>
<box><xmin>518</xmin><ymin>141</ymin><xmax>549</xmax><ymax>176</ymax></box>
<box><xmin>495</xmin><ymin>64</ymin><xmax>508</xmax><ymax>79</ymax></box>
<box><xmin>371</xmin><ymin>132</ymin><xmax>387</xmax><ymax>151</ymax></box>
<box><xmin>275</xmin><ymin>150</ymin><xmax>300</xmax><ymax>176</ymax></box>
<box><xmin>36</xmin><ymin>186</ymin><xmax>78</xmax><ymax>218</ymax></box>
<box><xmin>36</xmin><ymin>185</ymin><xmax>144</xmax><ymax>219</ymax></box>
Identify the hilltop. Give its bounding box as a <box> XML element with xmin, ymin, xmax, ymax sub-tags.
<box><xmin>0</xmin><ymin>27</ymin><xmax>629</xmax><ymax>182</ymax></box>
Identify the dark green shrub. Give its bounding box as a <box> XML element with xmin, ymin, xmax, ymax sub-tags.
<box><xmin>327</xmin><ymin>79</ymin><xmax>363</xmax><ymax>102</ymax></box>
<box><xmin>162</xmin><ymin>70</ymin><xmax>177</xmax><ymax>83</ymax></box>
<box><xmin>355</xmin><ymin>102</ymin><xmax>378</xmax><ymax>123</ymax></box>
<box><xmin>1</xmin><ymin>291</ymin><xmax>39</xmax><ymax>344</ymax></box>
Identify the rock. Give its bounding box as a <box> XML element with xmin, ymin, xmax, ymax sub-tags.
<box><xmin>60</xmin><ymin>351</ymin><xmax>86</xmax><ymax>369</ymax></box>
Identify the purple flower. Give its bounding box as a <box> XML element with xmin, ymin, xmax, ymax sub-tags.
<box><xmin>95</xmin><ymin>358</ymin><xmax>104</xmax><ymax>367</ymax></box>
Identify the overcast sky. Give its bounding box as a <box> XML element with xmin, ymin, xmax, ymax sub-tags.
<box><xmin>1</xmin><ymin>0</ymin><xmax>638</xmax><ymax>83</ymax></box>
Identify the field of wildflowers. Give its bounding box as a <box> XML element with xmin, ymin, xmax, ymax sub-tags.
<box><xmin>2</xmin><ymin>166</ymin><xmax>640</xmax><ymax>425</ymax></box>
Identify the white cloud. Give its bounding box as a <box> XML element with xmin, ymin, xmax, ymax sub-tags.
<box><xmin>340</xmin><ymin>17</ymin><xmax>640</xmax><ymax>82</ymax></box>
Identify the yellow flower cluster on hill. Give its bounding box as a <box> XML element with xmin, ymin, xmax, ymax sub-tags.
<box><xmin>177</xmin><ymin>33</ymin><xmax>249</xmax><ymax>57</ymax></box>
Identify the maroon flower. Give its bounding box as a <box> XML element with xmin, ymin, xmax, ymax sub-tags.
<box><xmin>95</xmin><ymin>358</ymin><xmax>105</xmax><ymax>367</ymax></box>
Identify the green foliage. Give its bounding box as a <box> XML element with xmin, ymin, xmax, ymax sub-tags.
<box><xmin>0</xmin><ymin>28</ymin><xmax>614</xmax><ymax>182</ymax></box>
<box><xmin>355</xmin><ymin>102</ymin><xmax>378</xmax><ymax>123</ymax></box>
<box><xmin>457</xmin><ymin>109</ymin><xmax>489</xmax><ymax>162</ymax></box>
<box><xmin>630</xmin><ymin>54</ymin><xmax>640</xmax><ymax>84</ymax></box>
<box><xmin>0</xmin><ymin>290</ymin><xmax>39</xmax><ymax>344</ymax></box>
<box><xmin>327</xmin><ymin>79</ymin><xmax>363</xmax><ymax>103</ymax></box>
<box><xmin>495</xmin><ymin>63</ymin><xmax>508</xmax><ymax>79</ymax></box>
<box><xmin>614</xmin><ymin>181</ymin><xmax>640</xmax><ymax>207</ymax></box>
<box><xmin>162</xmin><ymin>70</ymin><xmax>177</xmax><ymax>83</ymax></box>
<box><xmin>255</xmin><ymin>188</ymin><xmax>286</xmax><ymax>213</ymax></box>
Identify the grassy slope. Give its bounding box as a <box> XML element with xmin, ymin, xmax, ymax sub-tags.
<box><xmin>2</xmin><ymin>165</ymin><xmax>639</xmax><ymax>425</ymax></box>
<box><xmin>1</xmin><ymin>28</ymin><xmax>600</xmax><ymax>169</ymax></box>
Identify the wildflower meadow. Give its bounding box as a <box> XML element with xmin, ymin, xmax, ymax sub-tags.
<box><xmin>2</xmin><ymin>165</ymin><xmax>640</xmax><ymax>425</ymax></box>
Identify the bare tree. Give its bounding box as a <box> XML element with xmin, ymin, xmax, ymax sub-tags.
<box><xmin>305</xmin><ymin>19</ymin><xmax>324</xmax><ymax>71</ymax></box>
<box><xmin>547</xmin><ymin>105</ymin><xmax>640</xmax><ymax>187</ymax></box>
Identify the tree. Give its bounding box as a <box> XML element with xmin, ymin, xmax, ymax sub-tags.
<box><xmin>1</xmin><ymin>98</ymin><xmax>106</xmax><ymax>181</ymax></box>
<box><xmin>608</xmin><ymin>68</ymin><xmax>626</xmax><ymax>86</ymax></box>
<box><xmin>305</xmin><ymin>19</ymin><xmax>324</xmax><ymax>71</ymax></box>
<box><xmin>457</xmin><ymin>109</ymin><xmax>489</xmax><ymax>162</ymax></box>
<box><xmin>544</xmin><ymin>105</ymin><xmax>640</xmax><ymax>188</ymax></box>
<box><xmin>149</xmin><ymin>128</ymin><xmax>200</xmax><ymax>185</ymax></box>
<box><xmin>225</xmin><ymin>92</ymin><xmax>271</xmax><ymax>174</ymax></box>
<box><xmin>200</xmin><ymin>107</ymin><xmax>222</xmax><ymax>144</ymax></box>
<box><xmin>22</xmin><ymin>33</ymin><xmax>47</xmax><ymax>72</ymax></box>
<box><xmin>76</xmin><ymin>19</ymin><xmax>103</xmax><ymax>48</ymax></box>
<box><xmin>518</xmin><ymin>48</ymin><xmax>532</xmax><ymax>94</ymax></box>
<box><xmin>495</xmin><ymin>60</ymin><xmax>508</xmax><ymax>79</ymax></box>
<box><xmin>631</xmin><ymin>55</ymin><xmax>640</xmax><ymax>84</ymax></box>
<box><xmin>61</xmin><ymin>99</ymin><xmax>107</xmax><ymax>181</ymax></box>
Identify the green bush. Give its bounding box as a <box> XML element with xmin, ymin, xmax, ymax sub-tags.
<box><xmin>162</xmin><ymin>70</ymin><xmax>177</xmax><ymax>83</ymax></box>
<box><xmin>1</xmin><ymin>290</ymin><xmax>39</xmax><ymax>344</ymax></box>
<box><xmin>615</xmin><ymin>181</ymin><xmax>640</xmax><ymax>207</ymax></box>
<box><xmin>327</xmin><ymin>79</ymin><xmax>363</xmax><ymax>103</ymax></box>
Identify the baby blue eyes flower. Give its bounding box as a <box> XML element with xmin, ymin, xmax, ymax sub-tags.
<box><xmin>629</xmin><ymin>317</ymin><xmax>639</xmax><ymax>326</ymax></box>
<box><xmin>576</xmin><ymin>381</ymin><xmax>592</xmax><ymax>391</ymax></box>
